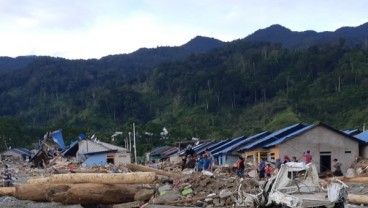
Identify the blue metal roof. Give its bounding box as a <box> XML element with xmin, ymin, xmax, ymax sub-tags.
<box><xmin>264</xmin><ymin>124</ymin><xmax>315</xmax><ymax>147</ymax></box>
<box><xmin>51</xmin><ymin>129</ymin><xmax>66</xmax><ymax>151</ymax></box>
<box><xmin>178</xmin><ymin>142</ymin><xmax>208</xmax><ymax>156</ymax></box>
<box><xmin>11</xmin><ymin>148</ymin><xmax>32</xmax><ymax>156</ymax></box>
<box><xmin>239</xmin><ymin>123</ymin><xmax>306</xmax><ymax>151</ymax></box>
<box><xmin>355</xmin><ymin>131</ymin><xmax>368</xmax><ymax>143</ymax></box>
<box><xmin>197</xmin><ymin>140</ymin><xmax>230</xmax><ymax>155</ymax></box>
<box><xmin>212</xmin><ymin>136</ymin><xmax>246</xmax><ymax>156</ymax></box>
<box><xmin>150</xmin><ymin>146</ymin><xmax>172</xmax><ymax>155</ymax></box>
<box><xmin>227</xmin><ymin>131</ymin><xmax>272</xmax><ymax>153</ymax></box>
<box><xmin>344</xmin><ymin>129</ymin><xmax>361</xmax><ymax>136</ymax></box>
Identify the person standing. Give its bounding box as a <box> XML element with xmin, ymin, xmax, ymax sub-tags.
<box><xmin>283</xmin><ymin>155</ymin><xmax>291</xmax><ymax>164</ymax></box>
<box><xmin>236</xmin><ymin>156</ymin><xmax>245</xmax><ymax>178</ymax></box>
<box><xmin>265</xmin><ymin>164</ymin><xmax>273</xmax><ymax>178</ymax></box>
<box><xmin>303</xmin><ymin>150</ymin><xmax>312</xmax><ymax>164</ymax></box>
<box><xmin>203</xmin><ymin>154</ymin><xmax>211</xmax><ymax>171</ymax></box>
<box><xmin>2</xmin><ymin>165</ymin><xmax>12</xmax><ymax>187</ymax></box>
<box><xmin>195</xmin><ymin>155</ymin><xmax>204</xmax><ymax>172</ymax></box>
<box><xmin>204</xmin><ymin>149</ymin><xmax>214</xmax><ymax>170</ymax></box>
<box><xmin>258</xmin><ymin>158</ymin><xmax>266</xmax><ymax>180</ymax></box>
<box><xmin>333</xmin><ymin>158</ymin><xmax>343</xmax><ymax>176</ymax></box>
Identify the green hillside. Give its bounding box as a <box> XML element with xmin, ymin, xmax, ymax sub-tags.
<box><xmin>1</xmin><ymin>39</ymin><xmax>368</xmax><ymax>154</ymax></box>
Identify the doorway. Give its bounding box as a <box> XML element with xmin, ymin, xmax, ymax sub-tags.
<box><xmin>320</xmin><ymin>154</ymin><xmax>331</xmax><ymax>172</ymax></box>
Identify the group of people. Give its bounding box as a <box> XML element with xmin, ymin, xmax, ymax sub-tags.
<box><xmin>181</xmin><ymin>146</ymin><xmax>214</xmax><ymax>172</ymax></box>
<box><xmin>182</xmin><ymin>146</ymin><xmax>344</xmax><ymax>179</ymax></box>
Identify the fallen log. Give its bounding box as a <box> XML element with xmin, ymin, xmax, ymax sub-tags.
<box><xmin>126</xmin><ymin>164</ymin><xmax>179</xmax><ymax>178</ymax></box>
<box><xmin>26</xmin><ymin>172</ymin><xmax>156</xmax><ymax>185</ymax></box>
<box><xmin>15</xmin><ymin>184</ymin><xmax>49</xmax><ymax>201</ymax></box>
<box><xmin>46</xmin><ymin>183</ymin><xmax>154</xmax><ymax>204</ymax></box>
<box><xmin>1</xmin><ymin>183</ymin><xmax>155</xmax><ymax>204</ymax></box>
<box><xmin>348</xmin><ymin>194</ymin><xmax>368</xmax><ymax>205</ymax></box>
<box><xmin>342</xmin><ymin>177</ymin><xmax>368</xmax><ymax>183</ymax></box>
<box><xmin>71</xmin><ymin>169</ymin><xmax>108</xmax><ymax>173</ymax></box>
<box><xmin>0</xmin><ymin>187</ymin><xmax>15</xmax><ymax>196</ymax></box>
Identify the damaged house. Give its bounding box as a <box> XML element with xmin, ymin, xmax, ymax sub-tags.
<box><xmin>77</xmin><ymin>139</ymin><xmax>131</xmax><ymax>166</ymax></box>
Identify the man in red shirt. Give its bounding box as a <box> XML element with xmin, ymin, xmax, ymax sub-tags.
<box><xmin>303</xmin><ymin>150</ymin><xmax>312</xmax><ymax>164</ymax></box>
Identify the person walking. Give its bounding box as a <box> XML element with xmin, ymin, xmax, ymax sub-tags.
<box><xmin>236</xmin><ymin>156</ymin><xmax>245</xmax><ymax>178</ymax></box>
<box><xmin>333</xmin><ymin>158</ymin><xmax>343</xmax><ymax>176</ymax></box>
<box><xmin>265</xmin><ymin>164</ymin><xmax>273</xmax><ymax>178</ymax></box>
<box><xmin>258</xmin><ymin>158</ymin><xmax>266</xmax><ymax>180</ymax></box>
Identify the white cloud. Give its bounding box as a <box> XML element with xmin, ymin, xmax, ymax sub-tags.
<box><xmin>0</xmin><ymin>0</ymin><xmax>367</xmax><ymax>59</ymax></box>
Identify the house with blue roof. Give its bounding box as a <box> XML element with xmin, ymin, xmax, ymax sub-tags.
<box><xmin>354</xmin><ymin>131</ymin><xmax>368</xmax><ymax>158</ymax></box>
<box><xmin>239</xmin><ymin>122</ymin><xmax>360</xmax><ymax>173</ymax></box>
<box><xmin>0</xmin><ymin>147</ymin><xmax>32</xmax><ymax>161</ymax></box>
<box><xmin>147</xmin><ymin>146</ymin><xmax>173</xmax><ymax>162</ymax></box>
<box><xmin>238</xmin><ymin>123</ymin><xmax>306</xmax><ymax>164</ymax></box>
<box><xmin>210</xmin><ymin>136</ymin><xmax>247</xmax><ymax>165</ymax></box>
<box><xmin>77</xmin><ymin>139</ymin><xmax>131</xmax><ymax>166</ymax></box>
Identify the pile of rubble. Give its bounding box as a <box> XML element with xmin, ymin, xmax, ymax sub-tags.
<box><xmin>348</xmin><ymin>157</ymin><xmax>368</xmax><ymax>177</ymax></box>
<box><xmin>1</xmin><ymin>158</ymin><xmax>368</xmax><ymax>207</ymax></box>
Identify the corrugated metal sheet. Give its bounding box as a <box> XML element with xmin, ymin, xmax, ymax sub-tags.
<box><xmin>264</xmin><ymin>124</ymin><xmax>315</xmax><ymax>147</ymax></box>
<box><xmin>344</xmin><ymin>129</ymin><xmax>361</xmax><ymax>136</ymax></box>
<box><xmin>239</xmin><ymin>123</ymin><xmax>306</xmax><ymax>151</ymax></box>
<box><xmin>211</xmin><ymin>136</ymin><xmax>246</xmax><ymax>156</ymax></box>
<box><xmin>355</xmin><ymin>131</ymin><xmax>368</xmax><ymax>143</ymax></box>
<box><xmin>236</xmin><ymin>131</ymin><xmax>272</xmax><ymax>152</ymax></box>
<box><xmin>83</xmin><ymin>153</ymin><xmax>107</xmax><ymax>166</ymax></box>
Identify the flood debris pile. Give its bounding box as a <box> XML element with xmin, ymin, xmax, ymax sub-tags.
<box><xmin>2</xmin><ymin>160</ymin><xmax>368</xmax><ymax>207</ymax></box>
<box><xmin>348</xmin><ymin>157</ymin><xmax>368</xmax><ymax>177</ymax></box>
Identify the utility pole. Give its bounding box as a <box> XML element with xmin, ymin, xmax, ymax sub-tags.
<box><xmin>128</xmin><ymin>132</ymin><xmax>132</xmax><ymax>152</ymax></box>
<box><xmin>133</xmin><ymin>123</ymin><xmax>137</xmax><ymax>164</ymax></box>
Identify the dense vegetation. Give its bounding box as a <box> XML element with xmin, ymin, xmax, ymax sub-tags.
<box><xmin>1</xmin><ymin>25</ymin><xmax>368</xmax><ymax>154</ymax></box>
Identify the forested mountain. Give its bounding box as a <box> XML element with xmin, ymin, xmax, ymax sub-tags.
<box><xmin>244</xmin><ymin>22</ymin><xmax>368</xmax><ymax>48</ymax></box>
<box><xmin>1</xmin><ymin>23</ymin><xmax>368</xmax><ymax>154</ymax></box>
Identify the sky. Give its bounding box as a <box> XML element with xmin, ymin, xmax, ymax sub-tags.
<box><xmin>1</xmin><ymin>0</ymin><xmax>367</xmax><ymax>60</ymax></box>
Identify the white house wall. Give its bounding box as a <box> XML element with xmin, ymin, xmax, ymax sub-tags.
<box><xmin>114</xmin><ymin>152</ymin><xmax>131</xmax><ymax>164</ymax></box>
<box><xmin>361</xmin><ymin>145</ymin><xmax>368</xmax><ymax>158</ymax></box>
<box><xmin>278</xmin><ymin>125</ymin><xmax>359</xmax><ymax>173</ymax></box>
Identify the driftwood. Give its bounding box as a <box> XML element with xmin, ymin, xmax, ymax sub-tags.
<box><xmin>0</xmin><ymin>187</ymin><xmax>15</xmax><ymax>196</ymax></box>
<box><xmin>26</xmin><ymin>172</ymin><xmax>156</xmax><ymax>185</ymax></box>
<box><xmin>71</xmin><ymin>168</ymin><xmax>108</xmax><ymax>173</ymax></box>
<box><xmin>126</xmin><ymin>164</ymin><xmax>179</xmax><ymax>178</ymax></box>
<box><xmin>46</xmin><ymin>183</ymin><xmax>154</xmax><ymax>204</ymax></box>
<box><xmin>0</xmin><ymin>183</ymin><xmax>155</xmax><ymax>204</ymax></box>
<box><xmin>343</xmin><ymin>177</ymin><xmax>368</xmax><ymax>183</ymax></box>
<box><xmin>348</xmin><ymin>194</ymin><xmax>368</xmax><ymax>205</ymax></box>
<box><xmin>16</xmin><ymin>184</ymin><xmax>49</xmax><ymax>201</ymax></box>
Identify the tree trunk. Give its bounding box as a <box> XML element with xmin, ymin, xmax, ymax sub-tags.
<box><xmin>126</xmin><ymin>164</ymin><xmax>179</xmax><ymax>178</ymax></box>
<box><xmin>0</xmin><ymin>187</ymin><xmax>15</xmax><ymax>196</ymax></box>
<box><xmin>1</xmin><ymin>183</ymin><xmax>154</xmax><ymax>204</ymax></box>
<box><xmin>348</xmin><ymin>194</ymin><xmax>368</xmax><ymax>205</ymax></box>
<box><xmin>45</xmin><ymin>183</ymin><xmax>152</xmax><ymax>204</ymax></box>
<box><xmin>344</xmin><ymin>177</ymin><xmax>368</xmax><ymax>183</ymax></box>
<box><xmin>26</xmin><ymin>172</ymin><xmax>156</xmax><ymax>185</ymax></box>
<box><xmin>15</xmin><ymin>184</ymin><xmax>49</xmax><ymax>201</ymax></box>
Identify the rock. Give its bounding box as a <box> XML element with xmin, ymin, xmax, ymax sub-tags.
<box><xmin>134</xmin><ymin>189</ymin><xmax>155</xmax><ymax>201</ymax></box>
<box><xmin>152</xmin><ymin>190</ymin><xmax>181</xmax><ymax>205</ymax></box>
<box><xmin>219</xmin><ymin>189</ymin><xmax>233</xmax><ymax>198</ymax></box>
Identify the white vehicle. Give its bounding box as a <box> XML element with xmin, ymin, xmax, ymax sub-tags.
<box><xmin>261</xmin><ymin>162</ymin><xmax>347</xmax><ymax>208</ymax></box>
<box><xmin>237</xmin><ymin>162</ymin><xmax>348</xmax><ymax>208</ymax></box>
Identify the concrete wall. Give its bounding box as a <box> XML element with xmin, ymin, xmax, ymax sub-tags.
<box><xmin>361</xmin><ymin>145</ymin><xmax>368</xmax><ymax>158</ymax></box>
<box><xmin>0</xmin><ymin>150</ymin><xmax>24</xmax><ymax>161</ymax></box>
<box><xmin>278</xmin><ymin>125</ymin><xmax>359</xmax><ymax>173</ymax></box>
<box><xmin>114</xmin><ymin>152</ymin><xmax>131</xmax><ymax>164</ymax></box>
